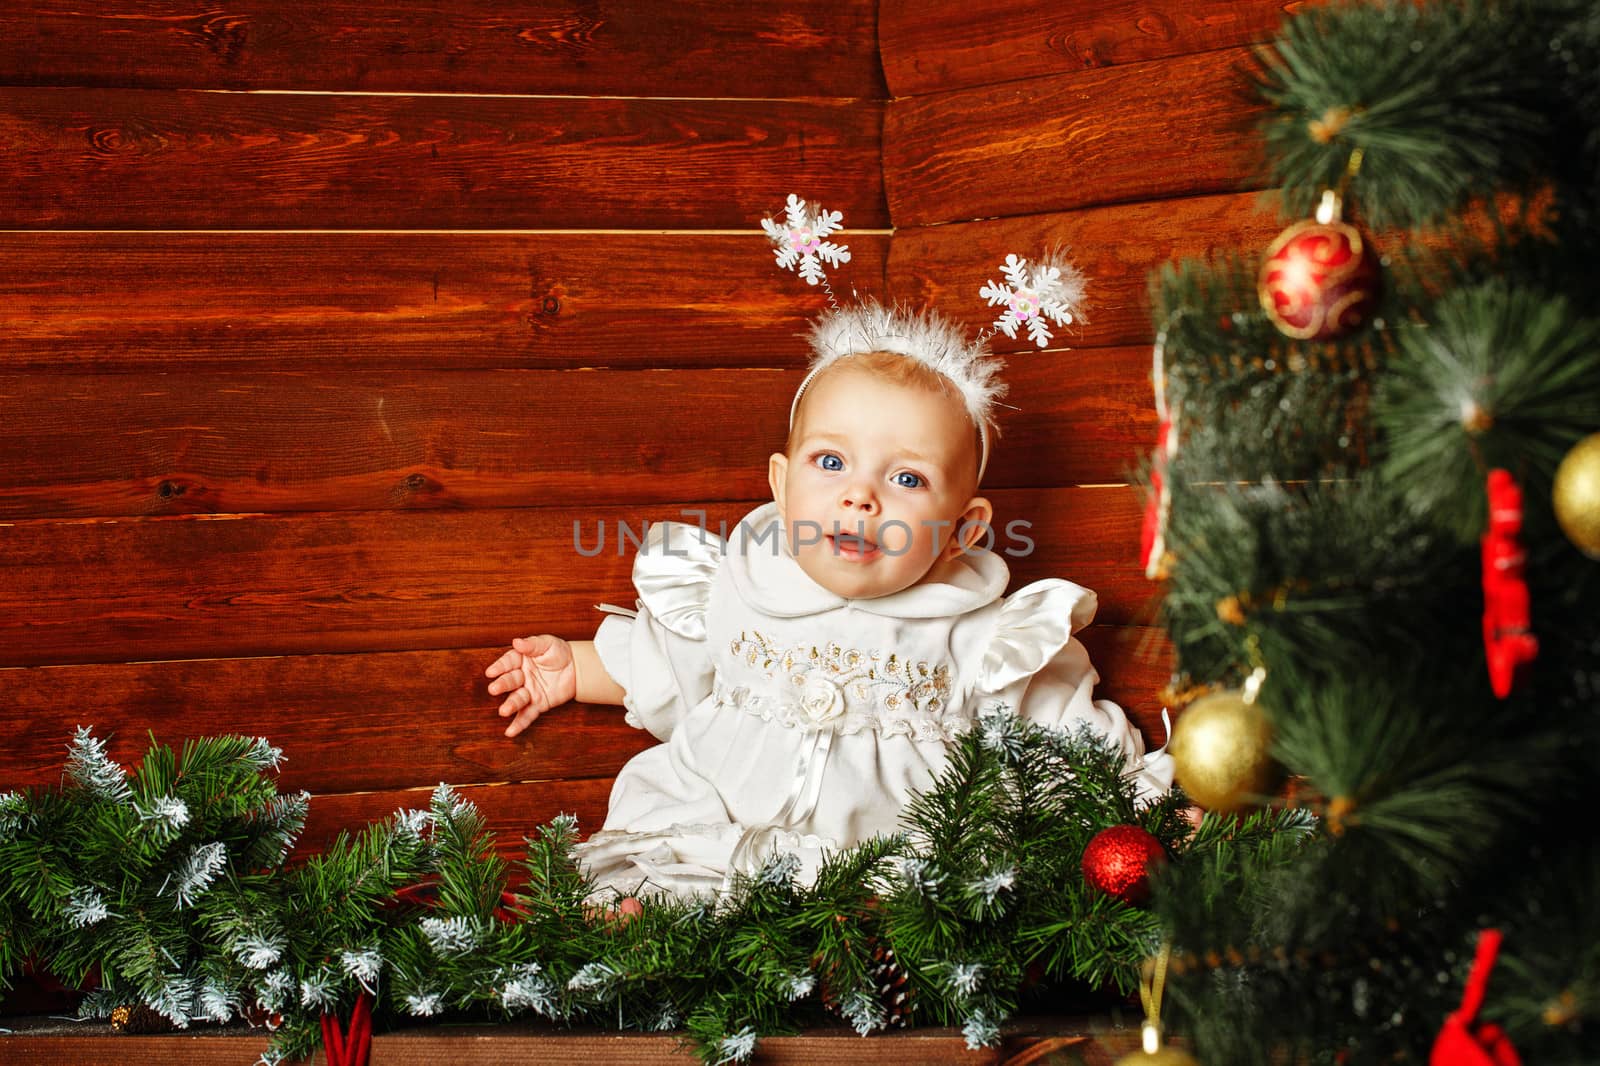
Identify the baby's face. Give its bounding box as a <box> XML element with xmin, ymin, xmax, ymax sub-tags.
<box><xmin>769</xmin><ymin>363</ymin><xmax>990</xmax><ymax>600</ymax></box>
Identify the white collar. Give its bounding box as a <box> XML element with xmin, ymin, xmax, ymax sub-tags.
<box><xmin>723</xmin><ymin>502</ymin><xmax>1009</xmax><ymax>620</ymax></box>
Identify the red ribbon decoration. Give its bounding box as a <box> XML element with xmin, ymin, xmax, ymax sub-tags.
<box><xmin>321</xmin><ymin>990</ymin><xmax>373</xmax><ymax>1066</ymax></box>
<box><xmin>1480</xmin><ymin>470</ymin><xmax>1538</xmax><ymax>698</ymax></box>
<box><xmin>1430</xmin><ymin>929</ymin><xmax>1522</xmax><ymax>1066</ymax></box>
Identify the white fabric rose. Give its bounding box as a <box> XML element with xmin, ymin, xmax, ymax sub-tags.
<box><xmin>797</xmin><ymin>673</ymin><xmax>846</xmax><ymax>726</ymax></box>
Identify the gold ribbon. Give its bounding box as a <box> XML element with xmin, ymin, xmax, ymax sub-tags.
<box><xmin>1137</xmin><ymin>940</ymin><xmax>1173</xmax><ymax>1054</ymax></box>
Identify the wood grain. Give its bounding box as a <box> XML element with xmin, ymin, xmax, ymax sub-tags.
<box><xmin>0</xmin><ymin>351</ymin><xmax>1149</xmax><ymax>519</ymax></box>
<box><xmin>0</xmin><ymin>89</ymin><xmax>885</xmax><ymax>230</ymax></box>
<box><xmin>0</xmin><ymin>649</ymin><xmax>651</xmax><ymax>795</ymax></box>
<box><xmin>0</xmin><ymin>370</ymin><xmax>799</xmax><ymax>518</ymax></box>
<box><xmin>0</xmin><ymin>1014</ymin><xmax>1145</xmax><ymax>1064</ymax></box>
<box><xmin>883</xmin><ymin>48</ymin><xmax>1268</xmax><ymax>227</ymax></box>
<box><xmin>887</xmin><ymin>191</ymin><xmax>1289</xmax><ymax>350</ymax></box>
<box><xmin>0</xmin><ymin>2</ymin><xmax>886</xmax><ymax>99</ymax></box>
<box><xmin>0</xmin><ymin>232</ymin><xmax>889</xmax><ymax>373</ymax></box>
<box><xmin>0</xmin><ymin>626</ymin><xmax>1173</xmax><ymax>795</ymax></box>
<box><xmin>880</xmin><ymin>0</ymin><xmax>1294</xmax><ymax>95</ymax></box>
<box><xmin>0</xmin><ymin>489</ymin><xmax>1161</xmax><ymax>668</ymax></box>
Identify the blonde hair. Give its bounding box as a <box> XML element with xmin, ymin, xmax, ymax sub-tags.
<box><xmin>786</xmin><ymin>351</ymin><xmax>989</xmax><ymax>486</ymax></box>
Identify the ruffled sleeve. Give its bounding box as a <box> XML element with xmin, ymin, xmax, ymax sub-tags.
<box><xmin>974</xmin><ymin>579</ymin><xmax>1174</xmax><ymax>805</ymax></box>
<box><xmin>592</xmin><ymin>520</ymin><xmax>722</xmax><ymax>743</ymax></box>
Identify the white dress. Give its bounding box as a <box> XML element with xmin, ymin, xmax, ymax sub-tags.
<box><xmin>573</xmin><ymin>502</ymin><xmax>1173</xmax><ymax>899</ymax></box>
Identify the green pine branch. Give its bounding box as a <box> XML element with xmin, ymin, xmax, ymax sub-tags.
<box><xmin>1254</xmin><ymin>0</ymin><xmax>1572</xmax><ymax>231</ymax></box>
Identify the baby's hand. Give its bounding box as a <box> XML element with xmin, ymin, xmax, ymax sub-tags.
<box><xmin>485</xmin><ymin>635</ymin><xmax>578</xmax><ymax>738</ymax></box>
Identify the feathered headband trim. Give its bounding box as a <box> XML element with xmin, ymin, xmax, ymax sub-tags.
<box><xmin>800</xmin><ymin>299</ymin><xmax>1006</xmax><ymax>428</ymax></box>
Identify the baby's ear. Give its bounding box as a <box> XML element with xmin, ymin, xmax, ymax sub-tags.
<box><xmin>767</xmin><ymin>452</ymin><xmax>789</xmax><ymax>518</ymax></box>
<box><xmin>942</xmin><ymin>496</ymin><xmax>995</xmax><ymax>560</ymax></box>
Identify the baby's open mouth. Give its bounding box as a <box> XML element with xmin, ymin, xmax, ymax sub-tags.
<box><xmin>828</xmin><ymin>532</ymin><xmax>880</xmax><ymax>560</ymax></box>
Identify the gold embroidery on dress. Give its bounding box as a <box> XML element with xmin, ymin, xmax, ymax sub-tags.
<box><xmin>728</xmin><ymin>630</ymin><xmax>952</xmax><ymax>714</ymax></box>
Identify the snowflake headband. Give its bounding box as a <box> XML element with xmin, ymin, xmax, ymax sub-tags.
<box><xmin>764</xmin><ymin>194</ymin><xmax>1087</xmax><ymax>483</ymax></box>
<box><xmin>793</xmin><ymin>300</ymin><xmax>1000</xmax><ymax>480</ymax></box>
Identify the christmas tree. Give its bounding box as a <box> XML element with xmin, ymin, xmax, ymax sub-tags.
<box><xmin>1144</xmin><ymin>1</ymin><xmax>1599</xmax><ymax>1063</ymax></box>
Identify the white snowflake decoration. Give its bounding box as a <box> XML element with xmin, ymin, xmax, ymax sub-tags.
<box><xmin>945</xmin><ymin>962</ymin><xmax>984</xmax><ymax>998</ymax></box>
<box><xmin>420</xmin><ymin>915</ymin><xmax>480</xmax><ymax>957</ymax></box>
<box><xmin>299</xmin><ymin>968</ymin><xmax>338</xmax><ymax>1010</ymax></box>
<box><xmin>405</xmin><ymin>988</ymin><xmax>444</xmax><ymax>1017</ymax></box>
<box><xmin>839</xmin><ymin>988</ymin><xmax>888</xmax><ymax>1036</ymax></box>
<box><xmin>756</xmin><ymin>849</ymin><xmax>801</xmax><ymax>888</ymax></box>
<box><xmin>429</xmin><ymin>782</ymin><xmax>473</xmax><ymax>826</ymax></box>
<box><xmin>967</xmin><ymin>865</ymin><xmax>1018</xmax><ymax>904</ymax></box>
<box><xmin>567</xmin><ymin>961</ymin><xmax>618</xmax><ymax>997</ymax></box>
<box><xmin>64</xmin><ymin>886</ymin><xmax>110</xmax><ymax>928</ymax></box>
<box><xmin>963</xmin><ymin>1008</ymin><xmax>1001</xmax><ymax>1050</ymax></box>
<box><xmin>762</xmin><ymin>194</ymin><xmax>850</xmax><ymax>286</ymax></box>
<box><xmin>340</xmin><ymin>944</ymin><xmax>384</xmax><ymax>993</ymax></box>
<box><xmin>150</xmin><ymin>973</ymin><xmax>196</xmax><ymax>1028</ymax></box>
<box><xmin>499</xmin><ymin>962</ymin><xmax>557</xmax><ymax>1017</ymax></box>
<box><xmin>392</xmin><ymin>806</ymin><xmax>431</xmax><ymax>843</ymax></box>
<box><xmin>166</xmin><ymin>841</ymin><xmax>227</xmax><ymax>908</ymax></box>
<box><xmin>137</xmin><ymin>795</ymin><xmax>190</xmax><ymax>837</ymax></box>
<box><xmin>251</xmin><ymin>791</ymin><xmax>309</xmax><ymax>862</ymax></box>
<box><xmin>0</xmin><ymin>791</ymin><xmax>24</xmax><ymax>842</ymax></box>
<box><xmin>245</xmin><ymin>736</ymin><xmax>285</xmax><ymax>772</ymax></box>
<box><xmin>896</xmin><ymin>856</ymin><xmax>944</xmax><ymax>898</ymax></box>
<box><xmin>235</xmin><ymin>932</ymin><xmax>285</xmax><ymax>970</ymax></box>
<box><xmin>258</xmin><ymin>970</ymin><xmax>294</xmax><ymax>1013</ymax></box>
<box><xmin>66</xmin><ymin>726</ymin><xmax>133</xmax><ymax>804</ymax></box>
<box><xmin>979</xmin><ymin>253</ymin><xmax>1087</xmax><ymax>348</ymax></box>
<box><xmin>197</xmin><ymin>978</ymin><xmax>236</xmax><ymax>1023</ymax></box>
<box><xmin>976</xmin><ymin>702</ymin><xmax>1026</xmax><ymax>762</ymax></box>
<box><xmin>715</xmin><ymin>1026</ymin><xmax>759</xmax><ymax>1064</ymax></box>
<box><xmin>782</xmin><ymin>970</ymin><xmax>816</xmax><ymax>1001</ymax></box>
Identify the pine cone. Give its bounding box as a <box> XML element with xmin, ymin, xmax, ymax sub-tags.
<box><xmin>870</xmin><ymin>944</ymin><xmax>914</xmax><ymax>1028</ymax></box>
<box><xmin>820</xmin><ymin>940</ymin><xmax>914</xmax><ymax>1029</ymax></box>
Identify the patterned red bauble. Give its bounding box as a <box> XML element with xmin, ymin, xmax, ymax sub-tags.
<box><xmin>1258</xmin><ymin>205</ymin><xmax>1381</xmax><ymax>341</ymax></box>
<box><xmin>1081</xmin><ymin>825</ymin><xmax>1167</xmax><ymax>905</ymax></box>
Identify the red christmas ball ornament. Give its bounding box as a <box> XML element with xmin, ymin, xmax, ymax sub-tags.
<box><xmin>1082</xmin><ymin>825</ymin><xmax>1167</xmax><ymax>905</ymax></box>
<box><xmin>1258</xmin><ymin>190</ymin><xmax>1381</xmax><ymax>341</ymax></box>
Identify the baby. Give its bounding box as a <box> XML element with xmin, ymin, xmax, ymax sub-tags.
<box><xmin>486</xmin><ymin>301</ymin><xmax>1174</xmax><ymax>899</ymax></box>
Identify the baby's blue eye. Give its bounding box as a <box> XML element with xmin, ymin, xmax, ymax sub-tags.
<box><xmin>894</xmin><ymin>471</ymin><xmax>924</xmax><ymax>489</ymax></box>
<box><xmin>815</xmin><ymin>453</ymin><xmax>844</xmax><ymax>472</ymax></box>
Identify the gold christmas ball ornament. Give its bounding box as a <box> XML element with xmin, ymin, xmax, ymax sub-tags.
<box><xmin>1114</xmin><ymin>1023</ymin><xmax>1201</xmax><ymax>1066</ymax></box>
<box><xmin>1169</xmin><ymin>688</ymin><xmax>1282</xmax><ymax>813</ymax></box>
<box><xmin>1553</xmin><ymin>432</ymin><xmax>1600</xmax><ymax>558</ymax></box>
<box><xmin>1114</xmin><ymin>1048</ymin><xmax>1201</xmax><ymax>1066</ymax></box>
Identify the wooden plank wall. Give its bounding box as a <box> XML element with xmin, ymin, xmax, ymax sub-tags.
<box><xmin>0</xmin><ymin>0</ymin><xmax>1294</xmax><ymax>885</ymax></box>
<box><xmin>0</xmin><ymin>3</ymin><xmax>889</xmax><ymax>858</ymax></box>
<box><xmin>878</xmin><ymin>0</ymin><xmax>1301</xmax><ymax>736</ymax></box>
